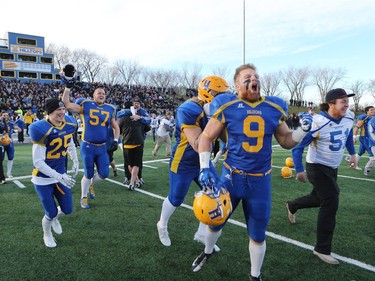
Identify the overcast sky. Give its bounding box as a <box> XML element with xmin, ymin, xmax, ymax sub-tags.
<box><xmin>2</xmin><ymin>0</ymin><xmax>375</xmax><ymax>100</ymax></box>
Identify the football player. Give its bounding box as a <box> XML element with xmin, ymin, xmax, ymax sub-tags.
<box><xmin>62</xmin><ymin>82</ymin><xmax>120</xmax><ymax>209</ymax></box>
<box><xmin>193</xmin><ymin>64</ymin><xmax>312</xmax><ymax>280</ymax></box>
<box><xmin>0</xmin><ymin>111</ymin><xmax>22</xmax><ymax>178</ymax></box>
<box><xmin>352</xmin><ymin>105</ymin><xmax>374</xmax><ymax>169</ymax></box>
<box><xmin>156</xmin><ymin>76</ymin><xmax>229</xmax><ymax>251</ymax></box>
<box><xmin>30</xmin><ymin>98</ymin><xmax>78</xmax><ymax>248</ymax></box>
<box><xmin>364</xmin><ymin>115</ymin><xmax>375</xmax><ymax>175</ymax></box>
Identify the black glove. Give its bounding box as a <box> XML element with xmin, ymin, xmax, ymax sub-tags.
<box><xmin>66</xmin><ymin>80</ymin><xmax>76</xmax><ymax>89</ymax></box>
<box><xmin>111</xmin><ymin>140</ymin><xmax>118</xmax><ymax>151</ymax></box>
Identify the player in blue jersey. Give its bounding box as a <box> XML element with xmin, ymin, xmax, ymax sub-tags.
<box><xmin>364</xmin><ymin>115</ymin><xmax>375</xmax><ymax>175</ymax></box>
<box><xmin>30</xmin><ymin>98</ymin><xmax>79</xmax><ymax>248</ymax></box>
<box><xmin>352</xmin><ymin>106</ymin><xmax>374</xmax><ymax>170</ymax></box>
<box><xmin>286</xmin><ymin>88</ymin><xmax>357</xmax><ymax>265</ymax></box>
<box><xmin>192</xmin><ymin>64</ymin><xmax>313</xmax><ymax>280</ymax></box>
<box><xmin>156</xmin><ymin>76</ymin><xmax>229</xmax><ymax>250</ymax></box>
<box><xmin>62</xmin><ymin>85</ymin><xmax>120</xmax><ymax>209</ymax></box>
<box><xmin>1</xmin><ymin>112</ymin><xmax>22</xmax><ymax>178</ymax></box>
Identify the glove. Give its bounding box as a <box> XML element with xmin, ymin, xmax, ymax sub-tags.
<box><xmin>72</xmin><ymin>162</ymin><xmax>79</xmax><ymax>178</ymax></box>
<box><xmin>198</xmin><ymin>168</ymin><xmax>216</xmax><ymax>191</ymax></box>
<box><xmin>298</xmin><ymin>113</ymin><xmax>313</xmax><ymax>132</ymax></box>
<box><xmin>111</xmin><ymin>140</ymin><xmax>118</xmax><ymax>151</ymax></box>
<box><xmin>56</xmin><ymin>173</ymin><xmax>76</xmax><ymax>189</ymax></box>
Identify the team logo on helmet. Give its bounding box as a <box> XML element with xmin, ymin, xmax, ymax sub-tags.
<box><xmin>0</xmin><ymin>134</ymin><xmax>11</xmax><ymax>146</ymax></box>
<box><xmin>198</xmin><ymin>76</ymin><xmax>229</xmax><ymax>103</ymax></box>
<box><xmin>193</xmin><ymin>187</ymin><xmax>232</xmax><ymax>226</ymax></box>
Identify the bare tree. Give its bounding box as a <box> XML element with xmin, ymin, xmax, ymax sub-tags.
<box><xmin>71</xmin><ymin>49</ymin><xmax>107</xmax><ymax>82</ymax></box>
<box><xmin>311</xmin><ymin>67</ymin><xmax>346</xmax><ymax>103</ymax></box>
<box><xmin>349</xmin><ymin>80</ymin><xmax>366</xmax><ymax>112</ymax></box>
<box><xmin>46</xmin><ymin>43</ymin><xmax>72</xmax><ymax>70</ymax></box>
<box><xmin>281</xmin><ymin>66</ymin><xmax>310</xmax><ymax>104</ymax></box>
<box><xmin>149</xmin><ymin>69</ymin><xmax>178</xmax><ymax>92</ymax></box>
<box><xmin>134</xmin><ymin>67</ymin><xmax>152</xmax><ymax>86</ymax></box>
<box><xmin>114</xmin><ymin>59</ymin><xmax>141</xmax><ymax>85</ymax></box>
<box><xmin>260</xmin><ymin>71</ymin><xmax>282</xmax><ymax>96</ymax></box>
<box><xmin>180</xmin><ymin>63</ymin><xmax>202</xmax><ymax>89</ymax></box>
<box><xmin>97</xmin><ymin>65</ymin><xmax>120</xmax><ymax>85</ymax></box>
<box><xmin>368</xmin><ymin>79</ymin><xmax>375</xmax><ymax>100</ymax></box>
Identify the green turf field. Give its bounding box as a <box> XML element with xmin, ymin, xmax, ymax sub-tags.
<box><xmin>1</xmin><ymin>138</ymin><xmax>374</xmax><ymax>281</ymax></box>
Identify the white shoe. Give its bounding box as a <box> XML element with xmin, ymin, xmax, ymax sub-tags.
<box><xmin>355</xmin><ymin>166</ymin><xmax>362</xmax><ymax>170</ymax></box>
<box><xmin>52</xmin><ymin>218</ymin><xmax>62</xmax><ymax>235</ymax></box>
<box><xmin>157</xmin><ymin>221</ymin><xmax>171</xmax><ymax>246</ymax></box>
<box><xmin>193</xmin><ymin>232</ymin><xmax>220</xmax><ymax>252</ymax></box>
<box><xmin>313</xmin><ymin>250</ymin><xmax>339</xmax><ymax>265</ymax></box>
<box><xmin>42</xmin><ymin>216</ymin><xmax>57</xmax><ymax>248</ymax></box>
<box><xmin>43</xmin><ymin>233</ymin><xmax>57</xmax><ymax>248</ymax></box>
<box><xmin>7</xmin><ymin>174</ymin><xmax>13</xmax><ymax>178</ymax></box>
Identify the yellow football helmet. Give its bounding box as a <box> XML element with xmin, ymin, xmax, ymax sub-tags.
<box><xmin>285</xmin><ymin>157</ymin><xmax>294</xmax><ymax>168</ymax></box>
<box><xmin>281</xmin><ymin>166</ymin><xmax>293</xmax><ymax>179</ymax></box>
<box><xmin>0</xmin><ymin>134</ymin><xmax>11</xmax><ymax>146</ymax></box>
<box><xmin>198</xmin><ymin>76</ymin><xmax>229</xmax><ymax>103</ymax></box>
<box><xmin>193</xmin><ymin>187</ymin><xmax>232</xmax><ymax>227</ymax></box>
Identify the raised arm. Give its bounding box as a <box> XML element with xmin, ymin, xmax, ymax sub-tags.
<box><xmin>62</xmin><ymin>88</ymin><xmax>81</xmax><ymax>113</ymax></box>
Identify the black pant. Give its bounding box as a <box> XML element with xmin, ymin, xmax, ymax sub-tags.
<box><xmin>287</xmin><ymin>163</ymin><xmax>339</xmax><ymax>254</ymax></box>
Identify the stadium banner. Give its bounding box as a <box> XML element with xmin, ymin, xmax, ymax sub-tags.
<box><xmin>2</xmin><ymin>61</ymin><xmax>51</xmax><ymax>72</ymax></box>
<box><xmin>10</xmin><ymin>44</ymin><xmax>44</xmax><ymax>55</ymax></box>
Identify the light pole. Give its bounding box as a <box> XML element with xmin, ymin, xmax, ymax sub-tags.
<box><xmin>242</xmin><ymin>0</ymin><xmax>246</xmax><ymax>64</ymax></box>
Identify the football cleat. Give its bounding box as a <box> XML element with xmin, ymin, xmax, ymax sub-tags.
<box><xmin>123</xmin><ymin>178</ymin><xmax>129</xmax><ymax>185</ymax></box>
<box><xmin>192</xmin><ymin>252</ymin><xmax>212</xmax><ymax>272</ymax></box>
<box><xmin>51</xmin><ymin>218</ymin><xmax>62</xmax><ymax>235</ymax></box>
<box><xmin>285</xmin><ymin>157</ymin><xmax>294</xmax><ymax>168</ymax></box>
<box><xmin>249</xmin><ymin>274</ymin><xmax>262</xmax><ymax>281</ymax></box>
<box><xmin>139</xmin><ymin>178</ymin><xmax>145</xmax><ymax>185</ymax></box>
<box><xmin>127</xmin><ymin>184</ymin><xmax>135</xmax><ymax>191</ymax></box>
<box><xmin>193</xmin><ymin>187</ymin><xmax>232</xmax><ymax>227</ymax></box>
<box><xmin>42</xmin><ymin>216</ymin><xmax>57</xmax><ymax>248</ymax></box>
<box><xmin>113</xmin><ymin>169</ymin><xmax>118</xmax><ymax>177</ymax></box>
<box><xmin>193</xmin><ymin>231</ymin><xmax>220</xmax><ymax>252</ymax></box>
<box><xmin>198</xmin><ymin>76</ymin><xmax>229</xmax><ymax>103</ymax></box>
<box><xmin>43</xmin><ymin>233</ymin><xmax>57</xmax><ymax>248</ymax></box>
<box><xmin>89</xmin><ymin>185</ymin><xmax>95</xmax><ymax>199</ymax></box>
<box><xmin>80</xmin><ymin>197</ymin><xmax>90</xmax><ymax>209</ymax></box>
<box><xmin>157</xmin><ymin>221</ymin><xmax>171</xmax><ymax>246</ymax></box>
<box><xmin>281</xmin><ymin>166</ymin><xmax>293</xmax><ymax>178</ymax></box>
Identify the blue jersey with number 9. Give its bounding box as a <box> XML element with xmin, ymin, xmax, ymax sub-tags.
<box><xmin>210</xmin><ymin>93</ymin><xmax>288</xmax><ymax>174</ymax></box>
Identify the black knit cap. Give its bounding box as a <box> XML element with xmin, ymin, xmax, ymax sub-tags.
<box><xmin>45</xmin><ymin>98</ymin><xmax>65</xmax><ymax>114</ymax></box>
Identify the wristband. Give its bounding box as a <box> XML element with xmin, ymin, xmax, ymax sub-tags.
<box><xmin>292</xmin><ymin>127</ymin><xmax>307</xmax><ymax>142</ymax></box>
<box><xmin>199</xmin><ymin>152</ymin><xmax>211</xmax><ymax>169</ymax></box>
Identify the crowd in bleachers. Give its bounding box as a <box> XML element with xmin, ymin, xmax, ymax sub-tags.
<box><xmin>0</xmin><ymin>78</ymin><xmax>185</xmax><ymax>119</ymax></box>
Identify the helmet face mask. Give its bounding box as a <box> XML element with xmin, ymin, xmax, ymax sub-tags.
<box><xmin>198</xmin><ymin>76</ymin><xmax>229</xmax><ymax>103</ymax></box>
<box><xmin>193</xmin><ymin>187</ymin><xmax>232</xmax><ymax>226</ymax></box>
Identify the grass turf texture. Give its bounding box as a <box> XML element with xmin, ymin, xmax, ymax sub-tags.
<box><xmin>1</xmin><ymin>139</ymin><xmax>374</xmax><ymax>281</ymax></box>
